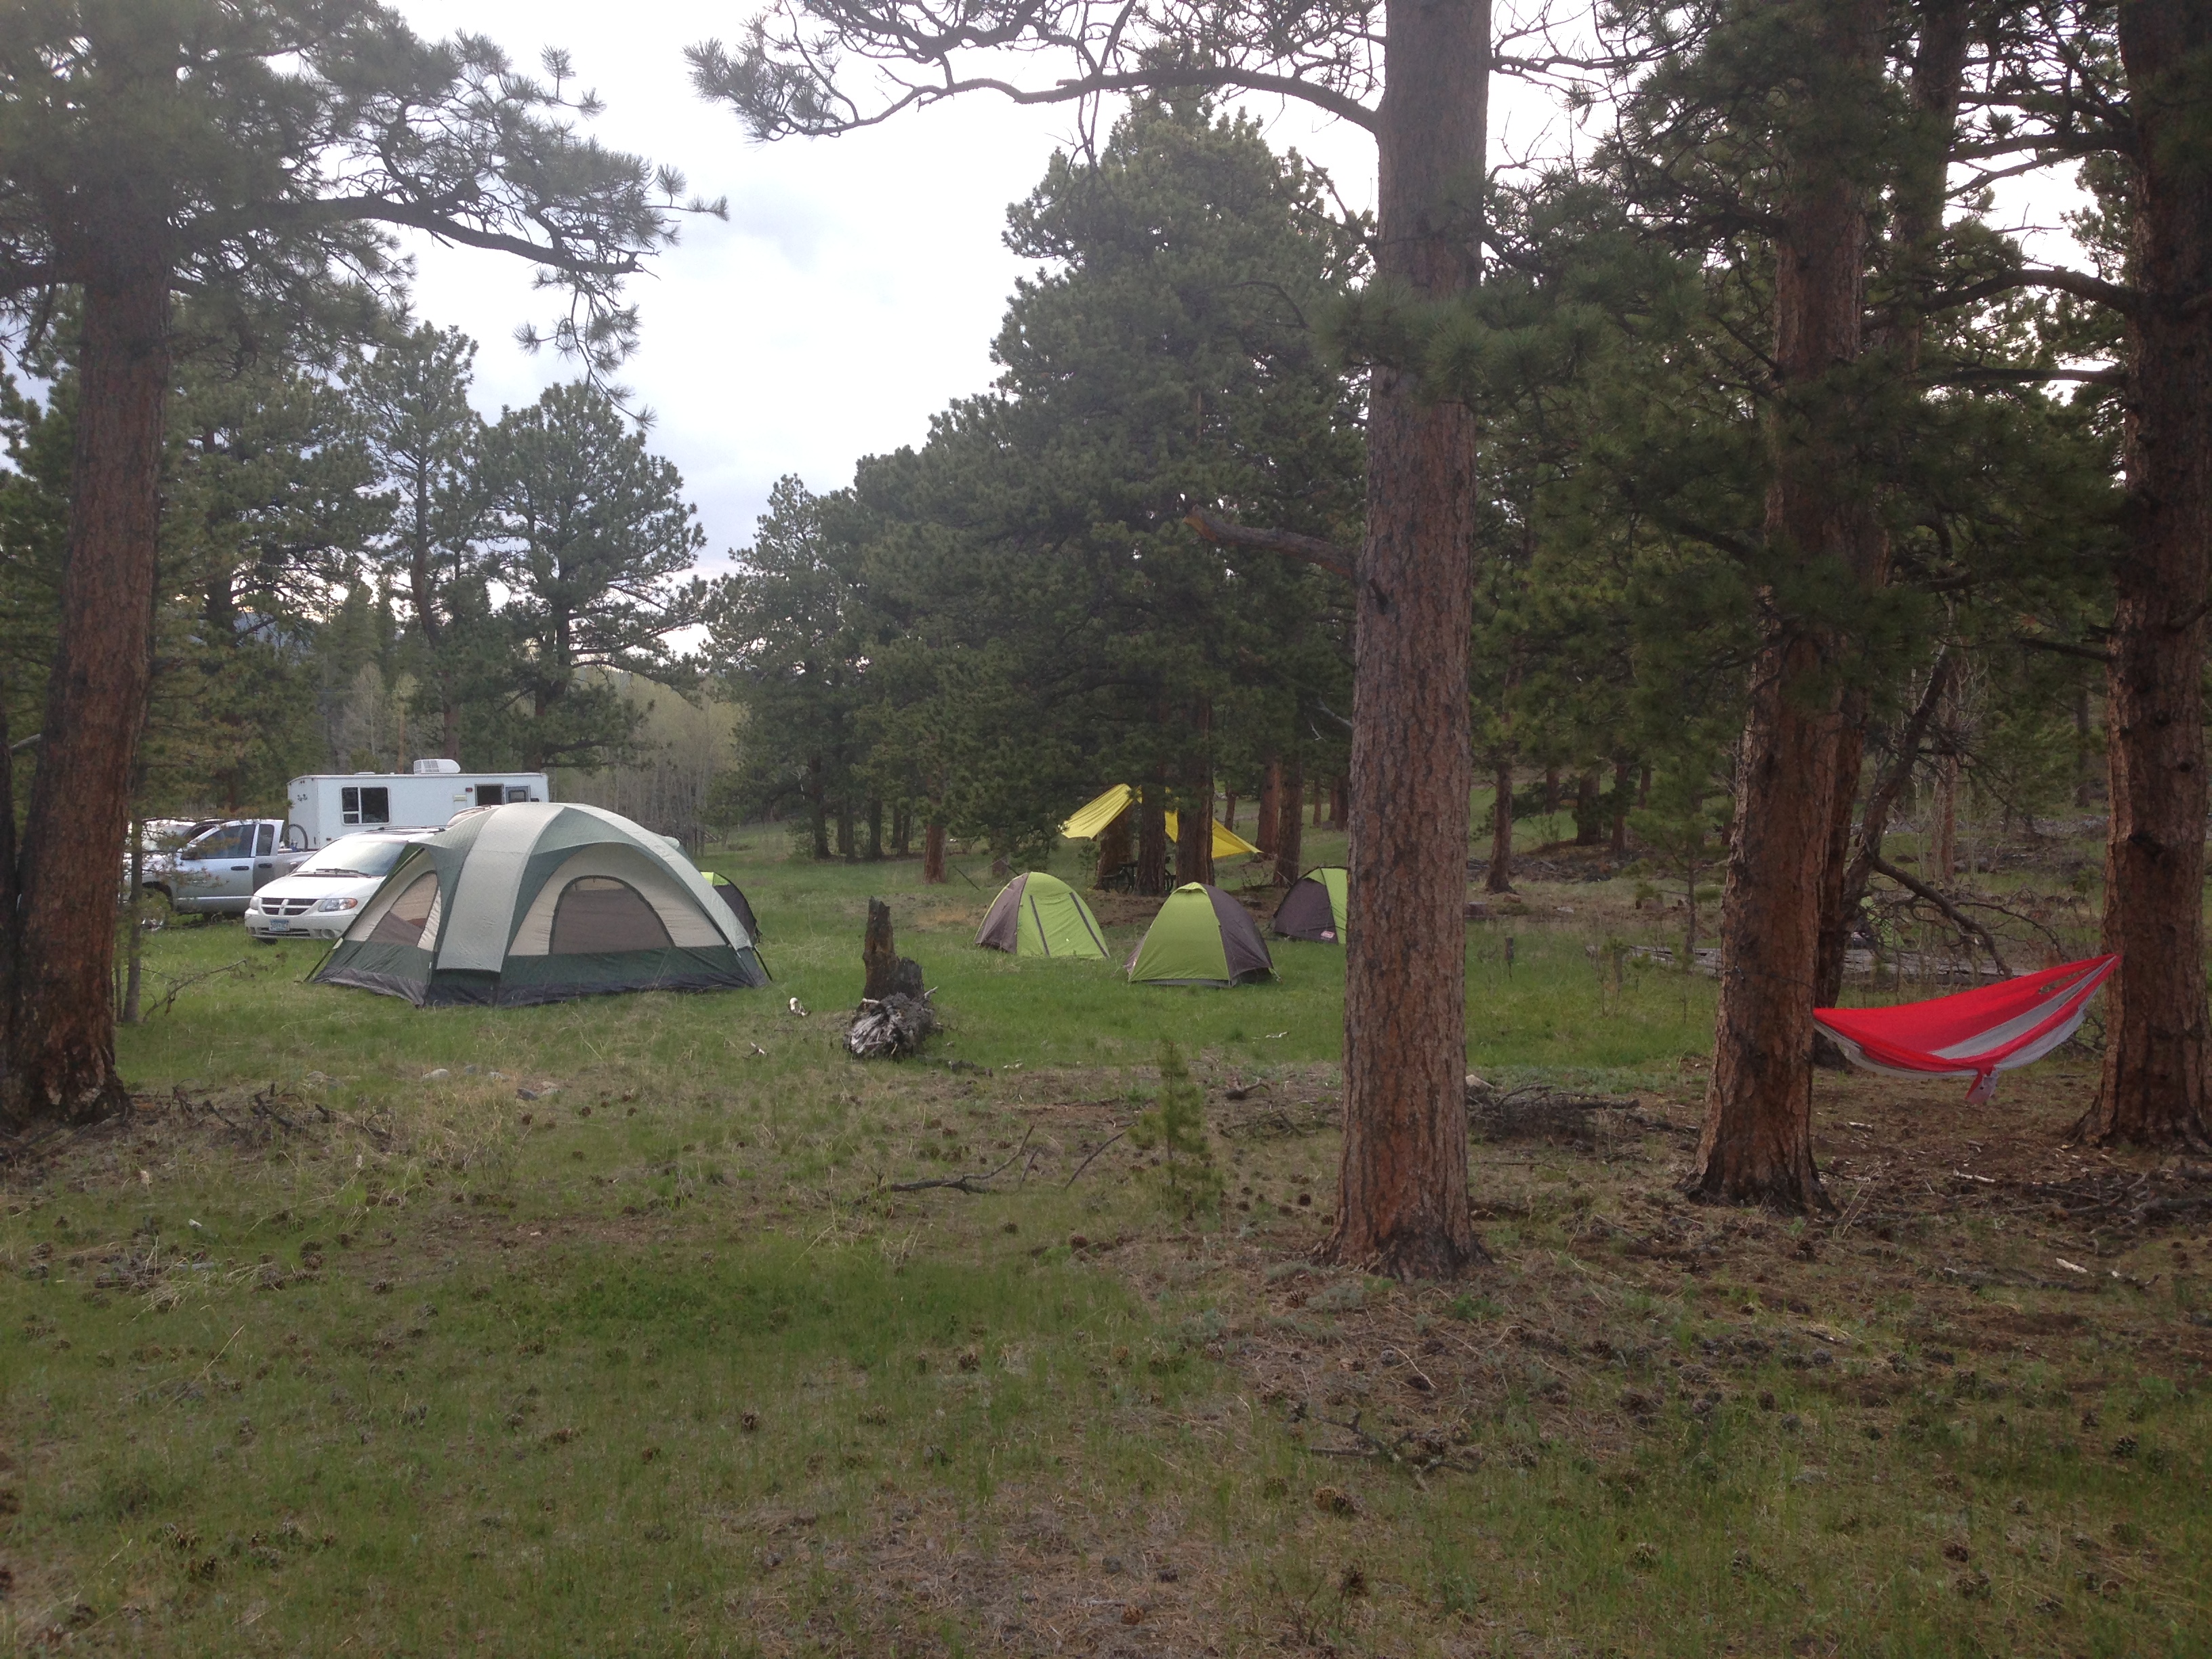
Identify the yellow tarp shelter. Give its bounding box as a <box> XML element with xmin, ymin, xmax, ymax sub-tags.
<box><xmin>1059</xmin><ymin>785</ymin><xmax>1261</xmax><ymax>860</ymax></box>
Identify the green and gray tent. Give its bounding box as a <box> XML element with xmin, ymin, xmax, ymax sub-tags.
<box><xmin>312</xmin><ymin>802</ymin><xmax>768</xmax><ymax>1006</ymax></box>
<box><xmin>1273</xmin><ymin>867</ymin><xmax>1349</xmax><ymax>943</ymax></box>
<box><xmin>1126</xmin><ymin>882</ymin><xmax>1275</xmax><ymax>987</ymax></box>
<box><xmin>975</xmin><ymin>870</ymin><xmax>1109</xmax><ymax>959</ymax></box>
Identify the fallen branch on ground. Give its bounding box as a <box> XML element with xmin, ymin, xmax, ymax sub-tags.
<box><xmin>878</xmin><ymin>1128</ymin><xmax>1034</xmax><ymax>1196</ymax></box>
<box><xmin>1063</xmin><ymin>1128</ymin><xmax>1126</xmax><ymax>1188</ymax></box>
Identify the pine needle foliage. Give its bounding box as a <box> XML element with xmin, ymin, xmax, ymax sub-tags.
<box><xmin>1129</xmin><ymin>1040</ymin><xmax>1223</xmax><ymax>1215</ymax></box>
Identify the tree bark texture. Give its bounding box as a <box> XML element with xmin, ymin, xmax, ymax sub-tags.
<box><xmin>1273</xmin><ymin>752</ymin><xmax>1305</xmax><ymax>887</ymax></box>
<box><xmin>1807</xmin><ymin>0</ymin><xmax>1968</xmax><ymax>1056</ymax></box>
<box><xmin>1813</xmin><ymin>648</ymin><xmax>1954</xmax><ymax>1013</ymax></box>
<box><xmin>1177</xmin><ymin>702</ymin><xmax>1215</xmax><ymax>886</ymax></box>
<box><xmin>1574</xmin><ymin>769</ymin><xmax>1602</xmax><ymax>844</ymax></box>
<box><xmin>922</xmin><ymin>820</ymin><xmax>947</xmax><ymax>884</ymax></box>
<box><xmin>1693</xmin><ymin>0</ymin><xmax>1885</xmax><ymax>1211</ymax></box>
<box><xmin>1328</xmin><ymin>0</ymin><xmax>1488</xmax><ymax>1279</ymax></box>
<box><xmin>1256</xmin><ymin>760</ymin><xmax>1281</xmax><ymax>859</ymax></box>
<box><xmin>1137</xmin><ymin>782</ymin><xmax>1168</xmax><ymax>897</ymax></box>
<box><xmin>1094</xmin><ymin>810</ymin><xmax>1130</xmax><ymax>888</ymax></box>
<box><xmin>3</xmin><ymin>262</ymin><xmax>170</xmax><ymax>1132</ymax></box>
<box><xmin>2083</xmin><ymin>0</ymin><xmax>2212</xmax><ymax>1148</ymax></box>
<box><xmin>1486</xmin><ymin>759</ymin><xmax>1515</xmax><ymax>893</ymax></box>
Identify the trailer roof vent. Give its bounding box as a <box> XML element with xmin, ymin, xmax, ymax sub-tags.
<box><xmin>411</xmin><ymin>758</ymin><xmax>462</xmax><ymax>775</ymax></box>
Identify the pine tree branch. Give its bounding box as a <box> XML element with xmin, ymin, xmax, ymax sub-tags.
<box><xmin>1185</xmin><ymin>509</ymin><xmax>1355</xmax><ymax>580</ymax></box>
<box><xmin>1868</xmin><ymin>852</ymin><xmax>2012</xmax><ymax>979</ymax></box>
<box><xmin>1929</xmin><ymin>266</ymin><xmax>2144</xmax><ymax>319</ymax></box>
<box><xmin>2015</xmin><ymin>635</ymin><xmax>2114</xmax><ymax>664</ymax></box>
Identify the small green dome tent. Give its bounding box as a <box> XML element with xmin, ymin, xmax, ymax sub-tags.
<box><xmin>1126</xmin><ymin>883</ymin><xmax>1275</xmax><ymax>987</ymax></box>
<box><xmin>975</xmin><ymin>870</ymin><xmax>1109</xmax><ymax>959</ymax></box>
<box><xmin>312</xmin><ymin>802</ymin><xmax>768</xmax><ymax>1006</ymax></box>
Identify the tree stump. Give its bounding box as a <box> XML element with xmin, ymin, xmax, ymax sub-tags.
<box><xmin>853</xmin><ymin>897</ymin><xmax>931</xmax><ymax>1058</ymax></box>
<box><xmin>861</xmin><ymin>898</ymin><xmax>924</xmax><ymax>1002</ymax></box>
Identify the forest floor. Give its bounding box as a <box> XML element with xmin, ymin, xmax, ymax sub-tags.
<box><xmin>1</xmin><ymin>828</ymin><xmax>2206</xmax><ymax>1656</ymax></box>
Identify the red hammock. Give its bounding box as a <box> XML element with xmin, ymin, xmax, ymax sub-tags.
<box><xmin>1814</xmin><ymin>954</ymin><xmax>2117</xmax><ymax>1103</ymax></box>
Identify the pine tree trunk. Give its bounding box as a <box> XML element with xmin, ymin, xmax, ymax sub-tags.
<box><xmin>1136</xmin><ymin>783</ymin><xmax>1168</xmax><ymax>897</ymax></box>
<box><xmin>1177</xmin><ymin>775</ymin><xmax>1214</xmax><ymax>887</ymax></box>
<box><xmin>1273</xmin><ymin>753</ymin><xmax>1304</xmax><ymax>887</ymax></box>
<box><xmin>808</xmin><ymin>756</ymin><xmax>830</xmax><ymax>859</ymax></box>
<box><xmin>1328</xmin><ymin>0</ymin><xmax>1488</xmax><ymax>1280</ymax></box>
<box><xmin>1094</xmin><ymin>810</ymin><xmax>1130</xmax><ymax>888</ymax></box>
<box><xmin>1610</xmin><ymin>759</ymin><xmax>1632</xmax><ymax>856</ymax></box>
<box><xmin>1809</xmin><ymin>0</ymin><xmax>1967</xmax><ymax>1018</ymax></box>
<box><xmin>1256</xmin><ymin>760</ymin><xmax>1281</xmax><ymax>858</ymax></box>
<box><xmin>1486</xmin><ymin>760</ymin><xmax>1515</xmax><ymax>894</ymax></box>
<box><xmin>1542</xmin><ymin>766</ymin><xmax>1560</xmax><ymax>819</ymax></box>
<box><xmin>1178</xmin><ymin>700</ymin><xmax>1215</xmax><ymax>885</ymax></box>
<box><xmin>2082</xmin><ymin>0</ymin><xmax>2212</xmax><ymax>1149</ymax></box>
<box><xmin>1574</xmin><ymin>769</ymin><xmax>1603</xmax><ymax>844</ymax></box>
<box><xmin>1222</xmin><ymin>791</ymin><xmax>1237</xmax><ymax>832</ymax></box>
<box><xmin>1330</xmin><ymin>776</ymin><xmax>1347</xmax><ymax>830</ymax></box>
<box><xmin>922</xmin><ymin>819</ymin><xmax>947</xmax><ymax>884</ymax></box>
<box><xmin>3</xmin><ymin>260</ymin><xmax>169</xmax><ymax>1132</ymax></box>
<box><xmin>1932</xmin><ymin>755</ymin><xmax>1957</xmax><ymax>880</ymax></box>
<box><xmin>1692</xmin><ymin>0</ymin><xmax>1885</xmax><ymax>1211</ymax></box>
<box><xmin>2073</xmin><ymin>687</ymin><xmax>2095</xmax><ymax>808</ymax></box>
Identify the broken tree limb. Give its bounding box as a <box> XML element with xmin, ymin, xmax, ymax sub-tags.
<box><xmin>1184</xmin><ymin>508</ymin><xmax>1355</xmax><ymax>581</ymax></box>
<box><xmin>1063</xmin><ymin>1128</ymin><xmax>1126</xmax><ymax>1188</ymax></box>
<box><xmin>1867</xmin><ymin>853</ymin><xmax>2013</xmax><ymax>978</ymax></box>
<box><xmin>880</xmin><ymin>1128</ymin><xmax>1033</xmax><ymax>1195</ymax></box>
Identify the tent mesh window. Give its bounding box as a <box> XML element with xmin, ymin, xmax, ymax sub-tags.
<box><xmin>368</xmin><ymin>873</ymin><xmax>439</xmax><ymax>946</ymax></box>
<box><xmin>549</xmin><ymin>877</ymin><xmax>674</xmax><ymax>954</ymax></box>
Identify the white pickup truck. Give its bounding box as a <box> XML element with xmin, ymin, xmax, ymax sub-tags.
<box><xmin>140</xmin><ymin>818</ymin><xmax>312</xmax><ymax>916</ymax></box>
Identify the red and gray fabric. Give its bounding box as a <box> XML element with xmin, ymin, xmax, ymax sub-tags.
<box><xmin>1814</xmin><ymin>954</ymin><xmax>2117</xmax><ymax>1102</ymax></box>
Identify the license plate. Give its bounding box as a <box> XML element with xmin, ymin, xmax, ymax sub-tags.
<box><xmin>266</xmin><ymin>922</ymin><xmax>291</xmax><ymax>934</ymax></box>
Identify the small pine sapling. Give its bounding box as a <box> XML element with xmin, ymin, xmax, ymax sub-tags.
<box><xmin>1129</xmin><ymin>1041</ymin><xmax>1225</xmax><ymax>1214</ymax></box>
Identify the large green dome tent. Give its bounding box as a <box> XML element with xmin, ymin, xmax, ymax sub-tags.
<box><xmin>975</xmin><ymin>870</ymin><xmax>1109</xmax><ymax>959</ymax></box>
<box><xmin>1273</xmin><ymin>867</ymin><xmax>1349</xmax><ymax>942</ymax></box>
<box><xmin>1125</xmin><ymin>883</ymin><xmax>1275</xmax><ymax>987</ymax></box>
<box><xmin>312</xmin><ymin>802</ymin><xmax>768</xmax><ymax>1006</ymax></box>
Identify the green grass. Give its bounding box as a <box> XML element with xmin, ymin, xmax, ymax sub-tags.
<box><xmin>3</xmin><ymin>833</ymin><xmax>2204</xmax><ymax>1655</ymax></box>
<box><xmin>115</xmin><ymin>832</ymin><xmax>1717</xmax><ymax>1094</ymax></box>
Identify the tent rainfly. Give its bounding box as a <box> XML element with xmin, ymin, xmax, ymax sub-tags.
<box><xmin>1126</xmin><ymin>882</ymin><xmax>1275</xmax><ymax>987</ymax></box>
<box><xmin>1813</xmin><ymin>954</ymin><xmax>2117</xmax><ymax>1101</ymax></box>
<box><xmin>1059</xmin><ymin>784</ymin><xmax>1261</xmax><ymax>860</ymax></box>
<box><xmin>1273</xmin><ymin>867</ymin><xmax>1348</xmax><ymax>943</ymax></box>
<box><xmin>703</xmin><ymin>871</ymin><xmax>762</xmax><ymax>942</ymax></box>
<box><xmin>975</xmin><ymin>870</ymin><xmax>1110</xmax><ymax>959</ymax></box>
<box><xmin>312</xmin><ymin>802</ymin><xmax>769</xmax><ymax>1006</ymax></box>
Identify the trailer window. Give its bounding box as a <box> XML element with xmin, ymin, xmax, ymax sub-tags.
<box><xmin>506</xmin><ymin>786</ymin><xmax>534</xmax><ymax>803</ymax></box>
<box><xmin>475</xmin><ymin>784</ymin><xmax>506</xmax><ymax>809</ymax></box>
<box><xmin>340</xmin><ymin>787</ymin><xmax>390</xmax><ymax>825</ymax></box>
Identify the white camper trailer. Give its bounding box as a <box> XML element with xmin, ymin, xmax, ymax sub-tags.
<box><xmin>286</xmin><ymin>760</ymin><xmax>550</xmax><ymax>848</ymax></box>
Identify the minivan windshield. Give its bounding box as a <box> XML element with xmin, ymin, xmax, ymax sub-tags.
<box><xmin>294</xmin><ymin>836</ymin><xmax>417</xmax><ymax>879</ymax></box>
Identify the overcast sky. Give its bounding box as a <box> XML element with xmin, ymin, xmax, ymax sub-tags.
<box><xmin>384</xmin><ymin>3</ymin><xmax>1455</xmax><ymax>575</ymax></box>
<box><xmin>388</xmin><ymin>4</ymin><xmax>2082</xmax><ymax>582</ymax></box>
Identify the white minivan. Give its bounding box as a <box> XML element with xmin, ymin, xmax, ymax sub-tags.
<box><xmin>245</xmin><ymin>830</ymin><xmax>434</xmax><ymax>943</ymax></box>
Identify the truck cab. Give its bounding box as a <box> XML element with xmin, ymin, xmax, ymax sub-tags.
<box><xmin>152</xmin><ymin>818</ymin><xmax>311</xmax><ymax>914</ymax></box>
